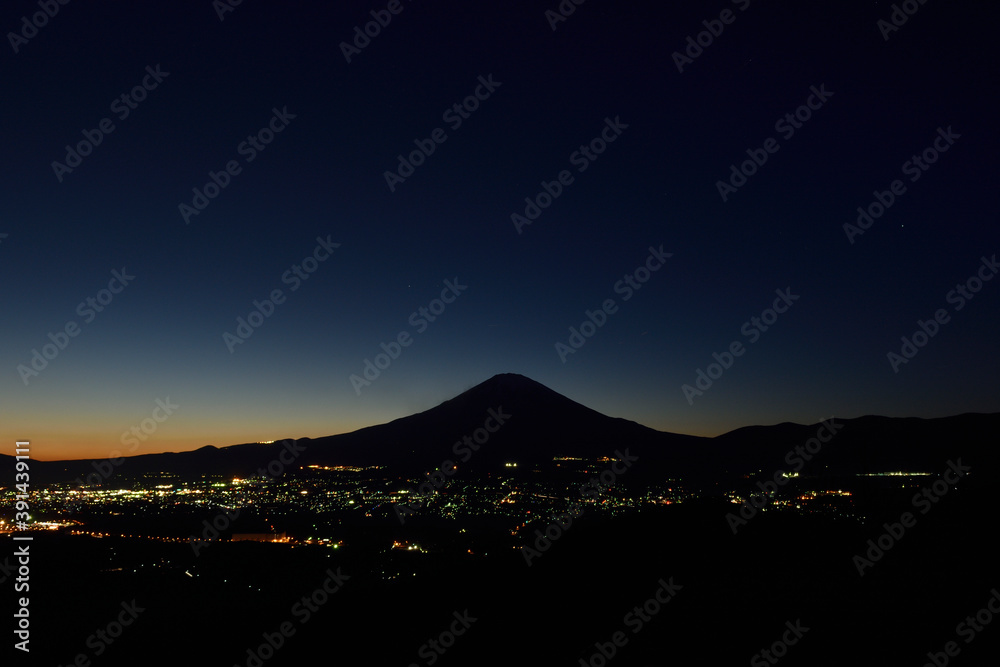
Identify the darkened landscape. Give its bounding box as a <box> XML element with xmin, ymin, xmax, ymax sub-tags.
<box><xmin>3</xmin><ymin>1</ymin><xmax>998</xmax><ymax>665</ymax></box>
<box><xmin>5</xmin><ymin>375</ymin><xmax>1000</xmax><ymax>665</ymax></box>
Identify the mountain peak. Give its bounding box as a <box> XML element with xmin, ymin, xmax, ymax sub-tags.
<box><xmin>282</xmin><ymin>372</ymin><xmax>686</xmax><ymax>473</ymax></box>
<box><xmin>454</xmin><ymin>372</ymin><xmax>567</xmax><ymax>401</ymax></box>
<box><xmin>472</xmin><ymin>372</ymin><xmax>551</xmax><ymax>393</ymax></box>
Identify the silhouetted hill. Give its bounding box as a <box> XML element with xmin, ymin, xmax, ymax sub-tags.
<box><xmin>712</xmin><ymin>412</ymin><xmax>1000</xmax><ymax>484</ymax></box>
<box><xmin>298</xmin><ymin>372</ymin><xmax>705</xmax><ymax>473</ymax></box>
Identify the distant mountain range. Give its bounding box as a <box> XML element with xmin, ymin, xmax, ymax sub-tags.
<box><xmin>11</xmin><ymin>373</ymin><xmax>1000</xmax><ymax>485</ymax></box>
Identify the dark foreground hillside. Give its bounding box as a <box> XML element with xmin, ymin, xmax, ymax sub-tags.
<box><xmin>13</xmin><ymin>482</ymin><xmax>997</xmax><ymax>667</ymax></box>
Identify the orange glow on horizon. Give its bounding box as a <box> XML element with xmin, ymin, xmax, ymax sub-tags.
<box><xmin>18</xmin><ymin>426</ymin><xmax>365</xmax><ymax>462</ymax></box>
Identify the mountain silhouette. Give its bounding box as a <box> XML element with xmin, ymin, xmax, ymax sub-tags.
<box><xmin>13</xmin><ymin>373</ymin><xmax>1000</xmax><ymax>485</ymax></box>
<box><xmin>298</xmin><ymin>372</ymin><xmax>705</xmax><ymax>470</ymax></box>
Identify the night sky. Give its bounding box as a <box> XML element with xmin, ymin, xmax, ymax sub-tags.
<box><xmin>3</xmin><ymin>1</ymin><xmax>997</xmax><ymax>460</ymax></box>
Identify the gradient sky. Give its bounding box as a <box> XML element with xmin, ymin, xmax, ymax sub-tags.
<box><xmin>2</xmin><ymin>1</ymin><xmax>997</xmax><ymax>461</ymax></box>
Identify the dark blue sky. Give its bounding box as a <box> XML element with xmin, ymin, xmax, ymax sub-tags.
<box><xmin>2</xmin><ymin>0</ymin><xmax>997</xmax><ymax>459</ymax></box>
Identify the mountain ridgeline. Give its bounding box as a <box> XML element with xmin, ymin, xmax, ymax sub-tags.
<box><xmin>14</xmin><ymin>373</ymin><xmax>1000</xmax><ymax>485</ymax></box>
